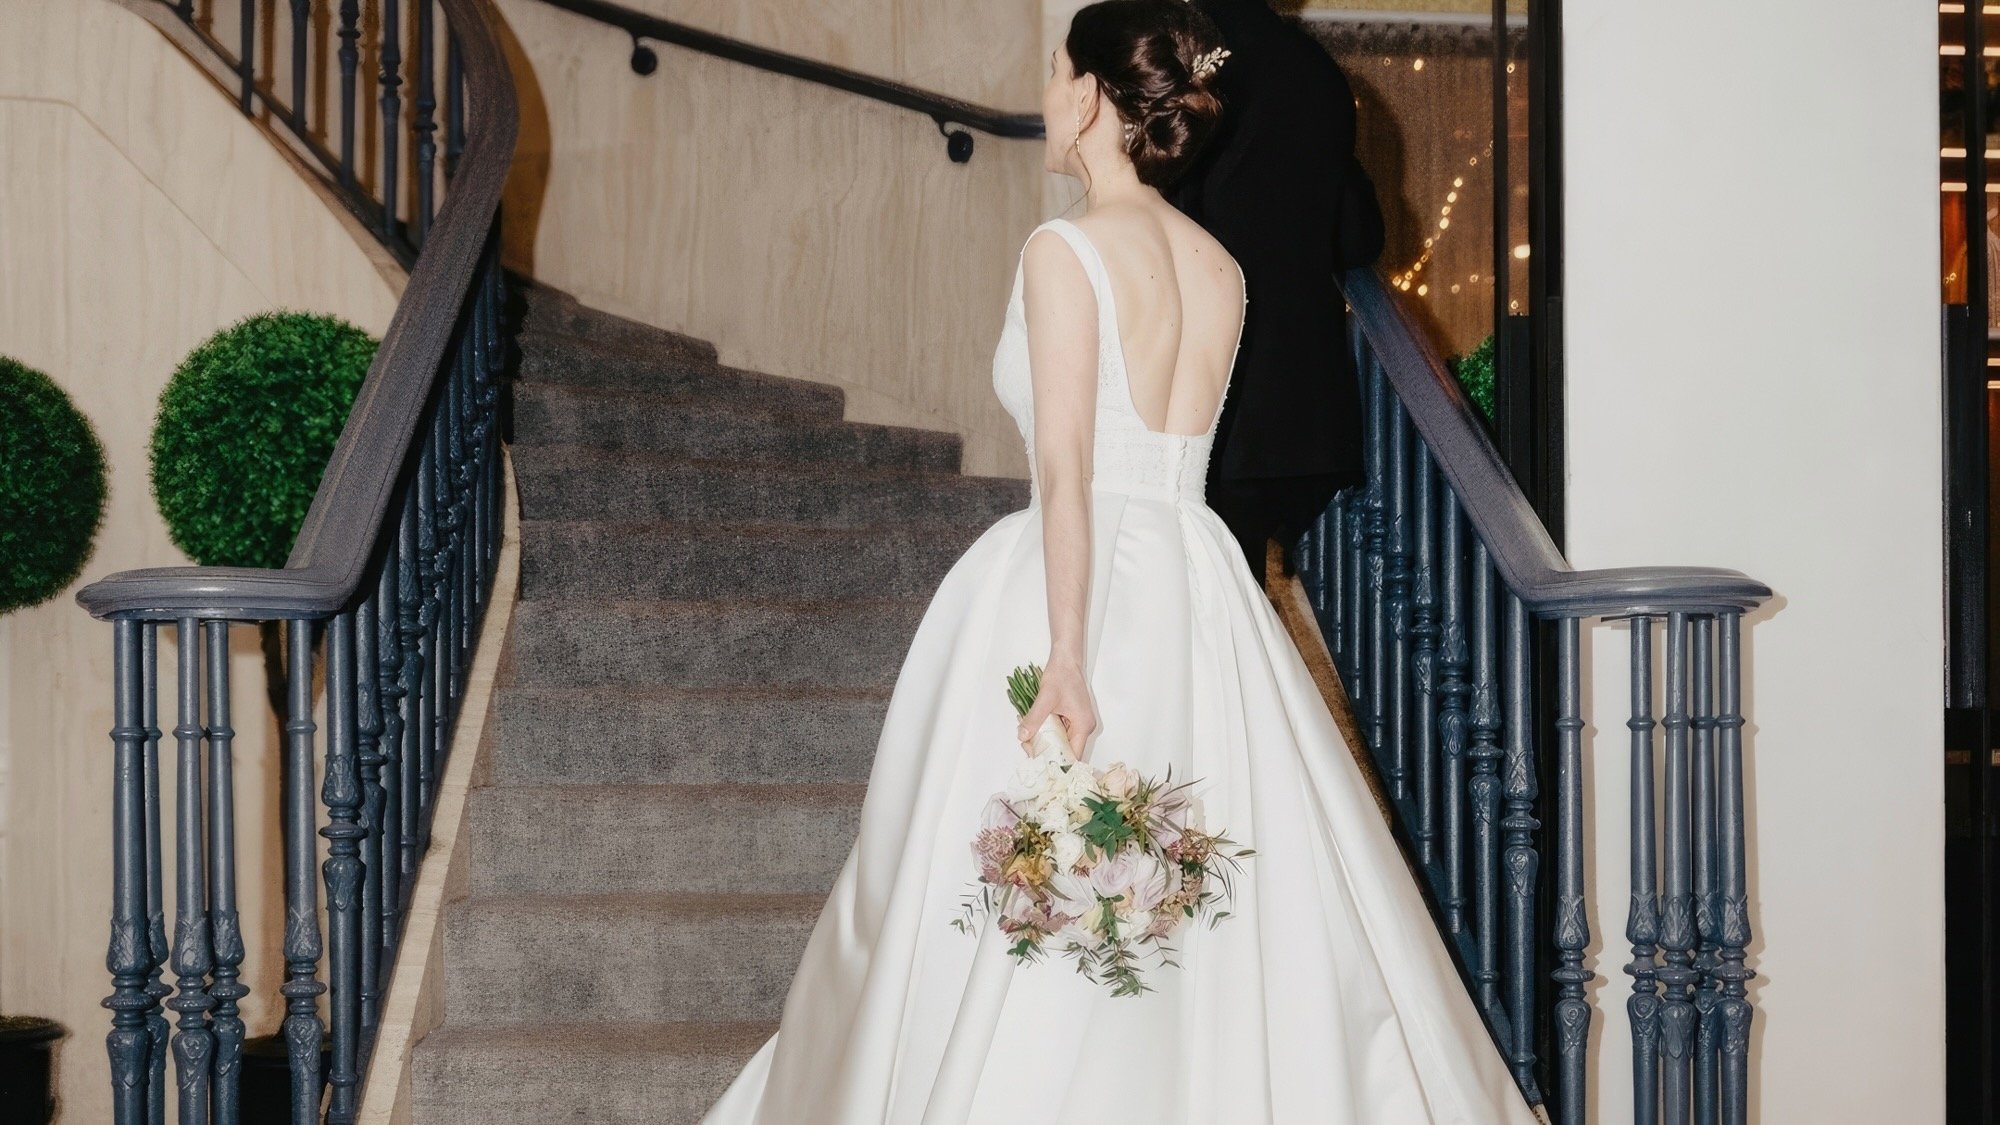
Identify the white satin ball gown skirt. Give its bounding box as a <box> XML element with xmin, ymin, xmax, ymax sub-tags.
<box><xmin>702</xmin><ymin>487</ymin><xmax>1542</xmax><ymax>1124</ymax></box>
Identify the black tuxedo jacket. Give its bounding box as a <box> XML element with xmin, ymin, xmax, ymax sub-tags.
<box><xmin>1172</xmin><ymin>0</ymin><xmax>1384</xmax><ymax>483</ymax></box>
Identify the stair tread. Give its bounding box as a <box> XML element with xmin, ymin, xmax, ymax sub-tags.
<box><xmin>514</xmin><ymin>441</ymin><xmax>1016</xmax><ymax>486</ymax></box>
<box><xmin>459</xmin><ymin>890</ymin><xmax>824</xmax><ymax>914</ymax></box>
<box><xmin>471</xmin><ymin>780</ymin><xmax>867</xmax><ymax>801</ymax></box>
<box><xmin>512</xmin><ymin>379</ymin><xmax>956</xmax><ymax>441</ymax></box>
<box><xmin>419</xmin><ymin>1020</ymin><xmax>775</xmax><ymax>1056</ymax></box>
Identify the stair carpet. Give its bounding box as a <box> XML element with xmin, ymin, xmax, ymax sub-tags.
<box><xmin>409</xmin><ymin>287</ymin><xmax>1027</xmax><ymax>1123</ymax></box>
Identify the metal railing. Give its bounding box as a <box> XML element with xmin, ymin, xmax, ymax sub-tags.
<box><xmin>1298</xmin><ymin>269</ymin><xmax>1771</xmax><ymax>1125</ymax></box>
<box><xmin>79</xmin><ymin>1</ymin><xmax>518</xmax><ymax>1121</ymax></box>
<box><xmin>531</xmin><ymin>0</ymin><xmax>1045</xmax><ymax>162</ymax></box>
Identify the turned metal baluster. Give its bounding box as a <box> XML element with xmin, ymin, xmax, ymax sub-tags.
<box><xmin>205</xmin><ymin>620</ymin><xmax>247</xmax><ymax>1125</ymax></box>
<box><xmin>1714</xmin><ymin>612</ymin><xmax>1754</xmax><ymax>1125</ymax></box>
<box><xmin>1343</xmin><ymin>487</ymin><xmax>1366</xmax><ymax>693</ymax></box>
<box><xmin>1436</xmin><ymin>491</ymin><xmax>1470</xmax><ymax>934</ymax></box>
<box><xmin>337</xmin><ymin>0</ymin><xmax>360</xmax><ymax>184</ymax></box>
<box><xmin>1691</xmin><ymin>616</ymin><xmax>1720</xmax><ymax>1125</ymax></box>
<box><xmin>168</xmin><ymin>621</ymin><xmax>216</xmax><ymax>1124</ymax></box>
<box><xmin>323</xmin><ymin>612</ymin><xmax>364</xmax><ymax>1124</ymax></box>
<box><xmin>1552</xmin><ymin>616</ymin><xmax>1592</xmax><ymax>1123</ymax></box>
<box><xmin>1626</xmin><ymin>616</ymin><xmax>1663</xmax><ymax>1125</ymax></box>
<box><xmin>379</xmin><ymin>0</ymin><xmax>403</xmax><ymax>245</ymax></box>
<box><xmin>140</xmin><ymin>626</ymin><xmax>168</xmax><ymax>1125</ymax></box>
<box><xmin>290</xmin><ymin>0</ymin><xmax>310</xmax><ymax>134</ymax></box>
<box><xmin>1466</xmin><ymin>543</ymin><xmax>1505</xmax><ymax>1026</ymax></box>
<box><xmin>398</xmin><ymin>485</ymin><xmax>426</xmax><ymax>879</ymax></box>
<box><xmin>107</xmin><ymin>620</ymin><xmax>158</xmax><ymax>1125</ymax></box>
<box><xmin>1658</xmin><ymin>613</ymin><xmax>1697</xmax><ymax>1125</ymax></box>
<box><xmin>1362</xmin><ymin>355</ymin><xmax>1389</xmax><ymax>758</ymax></box>
<box><xmin>239</xmin><ymin>0</ymin><xmax>255</xmax><ymax>113</ymax></box>
<box><xmin>414</xmin><ymin>0</ymin><xmax>439</xmax><ymax>243</ymax></box>
<box><xmin>356</xmin><ymin>594</ymin><xmax>386</xmax><ymax>1032</ymax></box>
<box><xmin>446</xmin><ymin>32</ymin><xmax>466</xmax><ymax>182</ymax></box>
<box><xmin>1384</xmin><ymin>399</ymin><xmax>1413</xmax><ymax>802</ymax></box>
<box><xmin>425</xmin><ymin>407</ymin><xmax>451</xmax><ymax>821</ymax></box>
<box><xmin>1409</xmin><ymin>443</ymin><xmax>1440</xmax><ymax>867</ymax></box>
<box><xmin>378</xmin><ymin>538</ymin><xmax>410</xmax><ymax>934</ymax></box>
<box><xmin>281</xmin><ymin>620</ymin><xmax>326</xmax><ymax>1123</ymax></box>
<box><xmin>415</xmin><ymin>438</ymin><xmax>441</xmax><ymax>846</ymax></box>
<box><xmin>1501</xmin><ymin>592</ymin><xmax>1542</xmax><ymax>1095</ymax></box>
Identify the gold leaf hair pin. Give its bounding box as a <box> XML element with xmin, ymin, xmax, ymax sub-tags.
<box><xmin>1191</xmin><ymin>46</ymin><xmax>1231</xmax><ymax>81</ymax></box>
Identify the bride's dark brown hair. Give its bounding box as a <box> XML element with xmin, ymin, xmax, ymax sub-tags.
<box><xmin>1064</xmin><ymin>0</ymin><xmax>1227</xmax><ymax>189</ymax></box>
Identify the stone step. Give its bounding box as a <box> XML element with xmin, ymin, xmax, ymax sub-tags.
<box><xmin>512</xmin><ymin>445</ymin><xmax>1027</xmax><ymax>528</ymax></box>
<box><xmin>512</xmin><ymin>382</ymin><xmax>963</xmax><ymax>472</ymax></box>
<box><xmin>486</xmin><ymin>685</ymin><xmax>886</xmax><ymax>786</ymax></box>
<box><xmin>507</xmin><ymin>597</ymin><xmax>927</xmax><ymax>690</ymax></box>
<box><xmin>443</xmin><ymin>893</ymin><xmax>818</xmax><ymax>1025</ymax></box>
<box><xmin>518</xmin><ymin>520</ymin><xmax>983</xmax><ymax>602</ymax></box>
<box><xmin>412</xmin><ymin>1021</ymin><xmax>772</xmax><ymax>1125</ymax></box>
<box><xmin>517</xmin><ymin>331</ymin><xmax>846</xmax><ymax>419</ymax></box>
<box><xmin>467</xmin><ymin>783</ymin><xmax>862</xmax><ymax>896</ymax></box>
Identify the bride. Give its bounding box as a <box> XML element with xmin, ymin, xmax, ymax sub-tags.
<box><xmin>705</xmin><ymin>1</ymin><xmax>1541</xmax><ymax>1121</ymax></box>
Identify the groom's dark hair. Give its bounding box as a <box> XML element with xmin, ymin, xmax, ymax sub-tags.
<box><xmin>1066</xmin><ymin>0</ymin><xmax>1228</xmax><ymax>189</ymax></box>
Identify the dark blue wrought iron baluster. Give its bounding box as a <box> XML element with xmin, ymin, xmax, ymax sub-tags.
<box><xmin>205</xmin><ymin>620</ymin><xmax>247</xmax><ymax>1125</ymax></box>
<box><xmin>1713</xmin><ymin>612</ymin><xmax>1753</xmax><ymax>1125</ymax></box>
<box><xmin>140</xmin><ymin>625</ymin><xmax>167</xmax><ymax>1125</ymax></box>
<box><xmin>416</xmin><ymin>439</ymin><xmax>440</xmax><ymax>847</ymax></box>
<box><xmin>290</xmin><ymin>0</ymin><xmax>310</xmax><ymax>135</ymax></box>
<box><xmin>1409</xmin><ymin>441</ymin><xmax>1440</xmax><ymax>867</ymax></box>
<box><xmin>1384</xmin><ymin>397</ymin><xmax>1412</xmax><ymax>802</ymax></box>
<box><xmin>379</xmin><ymin>0</ymin><xmax>403</xmax><ymax>246</ymax></box>
<box><xmin>338</xmin><ymin>0</ymin><xmax>360</xmax><ymax>184</ymax></box>
<box><xmin>1436</xmin><ymin>490</ymin><xmax>1470</xmax><ymax>934</ymax></box>
<box><xmin>1691</xmin><ymin>615</ymin><xmax>1720</xmax><ymax>1125</ymax></box>
<box><xmin>399</xmin><ymin>485</ymin><xmax>426</xmax><ymax>879</ymax></box>
<box><xmin>1552</xmin><ymin>615</ymin><xmax>1592</xmax><ymax>1123</ymax></box>
<box><xmin>1501</xmin><ymin>592</ymin><xmax>1541</xmax><ymax>1095</ymax></box>
<box><xmin>1658</xmin><ymin>612</ymin><xmax>1696</xmax><ymax>1125</ymax></box>
<box><xmin>1466</xmin><ymin>543</ymin><xmax>1505</xmax><ymax>1029</ymax></box>
<box><xmin>379</xmin><ymin>533</ymin><xmax>411</xmax><ymax>929</ymax></box>
<box><xmin>446</xmin><ymin>32</ymin><xmax>466</xmax><ymax>182</ymax></box>
<box><xmin>1343</xmin><ymin>488</ymin><xmax>1365</xmax><ymax>693</ymax></box>
<box><xmin>414</xmin><ymin>0</ymin><xmax>438</xmax><ymax>244</ymax></box>
<box><xmin>107</xmin><ymin>619</ymin><xmax>158</xmax><ymax>1125</ymax></box>
<box><xmin>1362</xmin><ymin>354</ymin><xmax>1389</xmax><ymax>758</ymax></box>
<box><xmin>239</xmin><ymin>0</ymin><xmax>256</xmax><ymax>113</ymax></box>
<box><xmin>168</xmin><ymin>620</ymin><xmax>216</xmax><ymax>1124</ymax></box>
<box><xmin>356</xmin><ymin>594</ymin><xmax>386</xmax><ymax>1031</ymax></box>
<box><xmin>323</xmin><ymin>611</ymin><xmax>364</xmax><ymax>1124</ymax></box>
<box><xmin>1626</xmin><ymin>616</ymin><xmax>1662</xmax><ymax>1125</ymax></box>
<box><xmin>281</xmin><ymin>620</ymin><xmax>326</xmax><ymax>1123</ymax></box>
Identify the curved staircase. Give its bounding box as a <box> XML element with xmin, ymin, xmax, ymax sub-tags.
<box><xmin>408</xmin><ymin>285</ymin><xmax>1027</xmax><ymax>1123</ymax></box>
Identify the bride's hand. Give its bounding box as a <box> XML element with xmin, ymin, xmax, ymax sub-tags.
<box><xmin>1016</xmin><ymin>657</ymin><xmax>1097</xmax><ymax>760</ymax></box>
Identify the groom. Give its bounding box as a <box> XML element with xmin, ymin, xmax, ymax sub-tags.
<box><xmin>1171</xmin><ymin>0</ymin><xmax>1384</xmax><ymax>579</ymax></box>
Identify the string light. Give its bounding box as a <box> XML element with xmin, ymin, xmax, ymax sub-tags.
<box><xmin>1388</xmin><ymin>143</ymin><xmax>1491</xmax><ymax>291</ymax></box>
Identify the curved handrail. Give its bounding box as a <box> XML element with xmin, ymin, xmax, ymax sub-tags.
<box><xmin>77</xmin><ymin>0</ymin><xmax>520</xmax><ymax>622</ymax></box>
<box><xmin>1337</xmin><ymin>267</ymin><xmax>1772</xmax><ymax>617</ymax></box>
<box><xmin>532</xmin><ymin>0</ymin><xmax>1044</xmax><ymax>160</ymax></box>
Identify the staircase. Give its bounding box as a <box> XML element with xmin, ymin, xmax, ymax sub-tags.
<box><xmin>407</xmin><ymin>286</ymin><xmax>1028</xmax><ymax>1123</ymax></box>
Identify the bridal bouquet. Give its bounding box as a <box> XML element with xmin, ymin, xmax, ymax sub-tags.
<box><xmin>952</xmin><ymin>664</ymin><xmax>1253</xmax><ymax>997</ymax></box>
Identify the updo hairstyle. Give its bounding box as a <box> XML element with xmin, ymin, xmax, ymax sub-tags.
<box><xmin>1064</xmin><ymin>0</ymin><xmax>1228</xmax><ymax>189</ymax></box>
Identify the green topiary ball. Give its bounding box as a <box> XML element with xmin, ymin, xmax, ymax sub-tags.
<box><xmin>1449</xmin><ymin>334</ymin><xmax>1496</xmax><ymax>422</ymax></box>
<box><xmin>150</xmin><ymin>312</ymin><xmax>377</xmax><ymax>569</ymax></box>
<box><xmin>0</xmin><ymin>358</ymin><xmax>108</xmax><ymax>614</ymax></box>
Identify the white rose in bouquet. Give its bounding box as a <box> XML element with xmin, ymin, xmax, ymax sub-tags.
<box><xmin>1051</xmin><ymin>830</ymin><xmax>1087</xmax><ymax>873</ymax></box>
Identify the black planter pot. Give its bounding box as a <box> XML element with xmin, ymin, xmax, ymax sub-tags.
<box><xmin>0</xmin><ymin>1016</ymin><xmax>64</xmax><ymax>1125</ymax></box>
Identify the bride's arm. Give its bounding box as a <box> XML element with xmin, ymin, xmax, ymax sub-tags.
<box><xmin>1015</xmin><ymin>229</ymin><xmax>1101</xmax><ymax>756</ymax></box>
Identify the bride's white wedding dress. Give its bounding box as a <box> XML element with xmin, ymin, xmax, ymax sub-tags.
<box><xmin>704</xmin><ymin>218</ymin><xmax>1539</xmax><ymax>1124</ymax></box>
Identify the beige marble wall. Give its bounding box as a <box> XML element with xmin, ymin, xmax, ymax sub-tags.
<box><xmin>0</xmin><ymin>2</ymin><xmax>401</xmax><ymax>1120</ymax></box>
<box><xmin>492</xmin><ymin>0</ymin><xmax>1047</xmax><ymax>477</ymax></box>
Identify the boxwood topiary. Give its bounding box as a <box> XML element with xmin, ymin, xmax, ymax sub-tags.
<box><xmin>150</xmin><ymin>312</ymin><xmax>377</xmax><ymax>569</ymax></box>
<box><xmin>1449</xmin><ymin>334</ymin><xmax>1496</xmax><ymax>422</ymax></box>
<box><xmin>0</xmin><ymin>357</ymin><xmax>108</xmax><ymax>613</ymax></box>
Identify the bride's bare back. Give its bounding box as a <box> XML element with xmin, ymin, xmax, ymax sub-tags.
<box><xmin>1068</xmin><ymin>202</ymin><xmax>1245</xmax><ymax>437</ymax></box>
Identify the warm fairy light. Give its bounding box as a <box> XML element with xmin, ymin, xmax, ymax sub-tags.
<box><xmin>1450</xmin><ymin>284</ymin><xmax>1462</xmax><ymax>294</ymax></box>
<box><xmin>1438</xmin><ymin>218</ymin><xmax>1450</xmax><ymax>229</ymax></box>
<box><xmin>1453</xmin><ymin>177</ymin><xmax>1464</xmax><ymax>188</ymax></box>
<box><xmin>1513</xmin><ymin>244</ymin><xmax>1530</xmax><ymax>259</ymax></box>
<box><xmin>1413</xmin><ymin>58</ymin><xmax>1426</xmax><ymax>71</ymax></box>
<box><xmin>1446</xmin><ymin>191</ymin><xmax>1458</xmax><ymax>203</ymax></box>
<box><xmin>1417</xmin><ymin>284</ymin><xmax>1429</xmax><ymax>296</ymax></box>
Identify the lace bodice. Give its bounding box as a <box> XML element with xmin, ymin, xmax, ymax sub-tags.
<box><xmin>992</xmin><ymin>218</ymin><xmax>1246</xmax><ymax>505</ymax></box>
